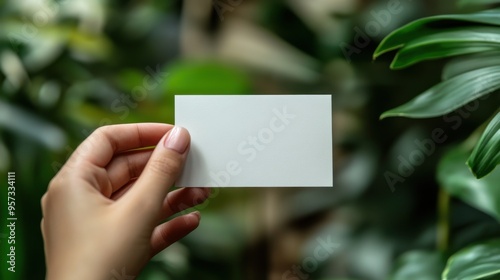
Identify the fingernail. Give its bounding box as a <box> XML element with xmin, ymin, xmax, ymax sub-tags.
<box><xmin>192</xmin><ymin>211</ymin><xmax>201</xmax><ymax>221</ymax></box>
<box><xmin>164</xmin><ymin>126</ymin><xmax>189</xmax><ymax>153</ymax></box>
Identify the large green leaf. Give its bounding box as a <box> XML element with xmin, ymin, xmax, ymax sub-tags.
<box><xmin>442</xmin><ymin>51</ymin><xmax>500</xmax><ymax>80</ymax></box>
<box><xmin>442</xmin><ymin>239</ymin><xmax>500</xmax><ymax>280</ymax></box>
<box><xmin>389</xmin><ymin>27</ymin><xmax>500</xmax><ymax>69</ymax></box>
<box><xmin>438</xmin><ymin>146</ymin><xmax>500</xmax><ymax>220</ymax></box>
<box><xmin>467</xmin><ymin>113</ymin><xmax>500</xmax><ymax>178</ymax></box>
<box><xmin>389</xmin><ymin>251</ymin><xmax>445</xmax><ymax>280</ymax></box>
<box><xmin>380</xmin><ymin>66</ymin><xmax>500</xmax><ymax>119</ymax></box>
<box><xmin>393</xmin><ymin>43</ymin><xmax>497</xmax><ymax>69</ymax></box>
<box><xmin>374</xmin><ymin>8</ymin><xmax>500</xmax><ymax>59</ymax></box>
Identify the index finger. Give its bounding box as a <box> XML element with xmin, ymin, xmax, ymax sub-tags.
<box><xmin>68</xmin><ymin>123</ymin><xmax>174</xmax><ymax>168</ymax></box>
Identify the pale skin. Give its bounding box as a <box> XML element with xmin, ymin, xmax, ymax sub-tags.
<box><xmin>41</xmin><ymin>123</ymin><xmax>210</xmax><ymax>279</ymax></box>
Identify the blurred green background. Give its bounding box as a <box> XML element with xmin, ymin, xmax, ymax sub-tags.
<box><xmin>1</xmin><ymin>0</ymin><xmax>500</xmax><ymax>279</ymax></box>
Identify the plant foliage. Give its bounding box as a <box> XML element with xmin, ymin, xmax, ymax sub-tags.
<box><xmin>376</xmin><ymin>0</ymin><xmax>500</xmax><ymax>279</ymax></box>
<box><xmin>375</xmin><ymin>7</ymin><xmax>500</xmax><ymax>178</ymax></box>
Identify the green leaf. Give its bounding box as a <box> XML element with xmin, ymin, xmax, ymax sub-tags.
<box><xmin>115</xmin><ymin>69</ymin><xmax>148</xmax><ymax>91</ymax></box>
<box><xmin>392</xmin><ymin>43</ymin><xmax>496</xmax><ymax>70</ymax></box>
<box><xmin>374</xmin><ymin>8</ymin><xmax>500</xmax><ymax>59</ymax></box>
<box><xmin>164</xmin><ymin>61</ymin><xmax>252</xmax><ymax>95</ymax></box>
<box><xmin>443</xmin><ymin>239</ymin><xmax>500</xmax><ymax>280</ymax></box>
<box><xmin>389</xmin><ymin>251</ymin><xmax>445</xmax><ymax>280</ymax></box>
<box><xmin>438</xmin><ymin>146</ymin><xmax>500</xmax><ymax>221</ymax></box>
<box><xmin>67</xmin><ymin>29</ymin><xmax>113</xmax><ymax>61</ymax></box>
<box><xmin>380</xmin><ymin>66</ymin><xmax>500</xmax><ymax>119</ymax></box>
<box><xmin>442</xmin><ymin>51</ymin><xmax>500</xmax><ymax>80</ymax></box>
<box><xmin>389</xmin><ymin>26</ymin><xmax>500</xmax><ymax>69</ymax></box>
<box><xmin>467</xmin><ymin>113</ymin><xmax>500</xmax><ymax>178</ymax></box>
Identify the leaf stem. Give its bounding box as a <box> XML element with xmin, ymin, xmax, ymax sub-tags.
<box><xmin>437</xmin><ymin>188</ymin><xmax>450</xmax><ymax>253</ymax></box>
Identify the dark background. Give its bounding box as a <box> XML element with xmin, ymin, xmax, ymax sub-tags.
<box><xmin>1</xmin><ymin>0</ymin><xmax>497</xmax><ymax>279</ymax></box>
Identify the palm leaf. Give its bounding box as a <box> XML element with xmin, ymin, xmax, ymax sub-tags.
<box><xmin>374</xmin><ymin>8</ymin><xmax>500</xmax><ymax>60</ymax></box>
<box><xmin>442</xmin><ymin>50</ymin><xmax>500</xmax><ymax>80</ymax></box>
<box><xmin>381</xmin><ymin>66</ymin><xmax>500</xmax><ymax>119</ymax></box>
<box><xmin>443</xmin><ymin>239</ymin><xmax>500</xmax><ymax>280</ymax></box>
<box><xmin>467</xmin><ymin>112</ymin><xmax>500</xmax><ymax>178</ymax></box>
<box><xmin>390</xmin><ymin>26</ymin><xmax>500</xmax><ymax>69</ymax></box>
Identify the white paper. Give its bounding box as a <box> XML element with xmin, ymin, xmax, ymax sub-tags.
<box><xmin>175</xmin><ymin>95</ymin><xmax>333</xmax><ymax>187</ymax></box>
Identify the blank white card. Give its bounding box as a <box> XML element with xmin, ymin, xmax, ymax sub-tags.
<box><xmin>175</xmin><ymin>95</ymin><xmax>333</xmax><ymax>187</ymax></box>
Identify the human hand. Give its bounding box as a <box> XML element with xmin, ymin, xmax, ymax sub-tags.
<box><xmin>41</xmin><ymin>123</ymin><xmax>210</xmax><ymax>280</ymax></box>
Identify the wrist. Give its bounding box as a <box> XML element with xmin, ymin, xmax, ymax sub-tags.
<box><xmin>46</xmin><ymin>262</ymin><xmax>111</xmax><ymax>280</ymax></box>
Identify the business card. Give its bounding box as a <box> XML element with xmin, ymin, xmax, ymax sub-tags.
<box><xmin>175</xmin><ymin>95</ymin><xmax>333</xmax><ymax>187</ymax></box>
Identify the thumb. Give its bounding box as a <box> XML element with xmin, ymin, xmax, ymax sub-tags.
<box><xmin>124</xmin><ymin>126</ymin><xmax>190</xmax><ymax>211</ymax></box>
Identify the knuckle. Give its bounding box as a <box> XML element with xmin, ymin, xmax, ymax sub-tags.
<box><xmin>93</xmin><ymin>125</ymin><xmax>110</xmax><ymax>136</ymax></box>
<box><xmin>90</xmin><ymin>126</ymin><xmax>110</xmax><ymax>144</ymax></box>
<box><xmin>47</xmin><ymin>176</ymin><xmax>62</xmax><ymax>193</ymax></box>
<box><xmin>40</xmin><ymin>194</ymin><xmax>47</xmax><ymax>209</ymax></box>
<box><xmin>40</xmin><ymin>219</ymin><xmax>45</xmax><ymax>235</ymax></box>
<box><xmin>91</xmin><ymin>127</ymin><xmax>107</xmax><ymax>143</ymax></box>
<box><xmin>46</xmin><ymin>182</ymin><xmax>64</xmax><ymax>199</ymax></box>
<box><xmin>46</xmin><ymin>173</ymin><xmax>71</xmax><ymax>198</ymax></box>
<box><xmin>91</xmin><ymin>125</ymin><xmax>118</xmax><ymax>152</ymax></box>
<box><xmin>88</xmin><ymin>127</ymin><xmax>106</xmax><ymax>144</ymax></box>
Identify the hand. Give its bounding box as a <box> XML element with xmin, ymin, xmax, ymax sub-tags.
<box><xmin>41</xmin><ymin>123</ymin><xmax>210</xmax><ymax>280</ymax></box>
